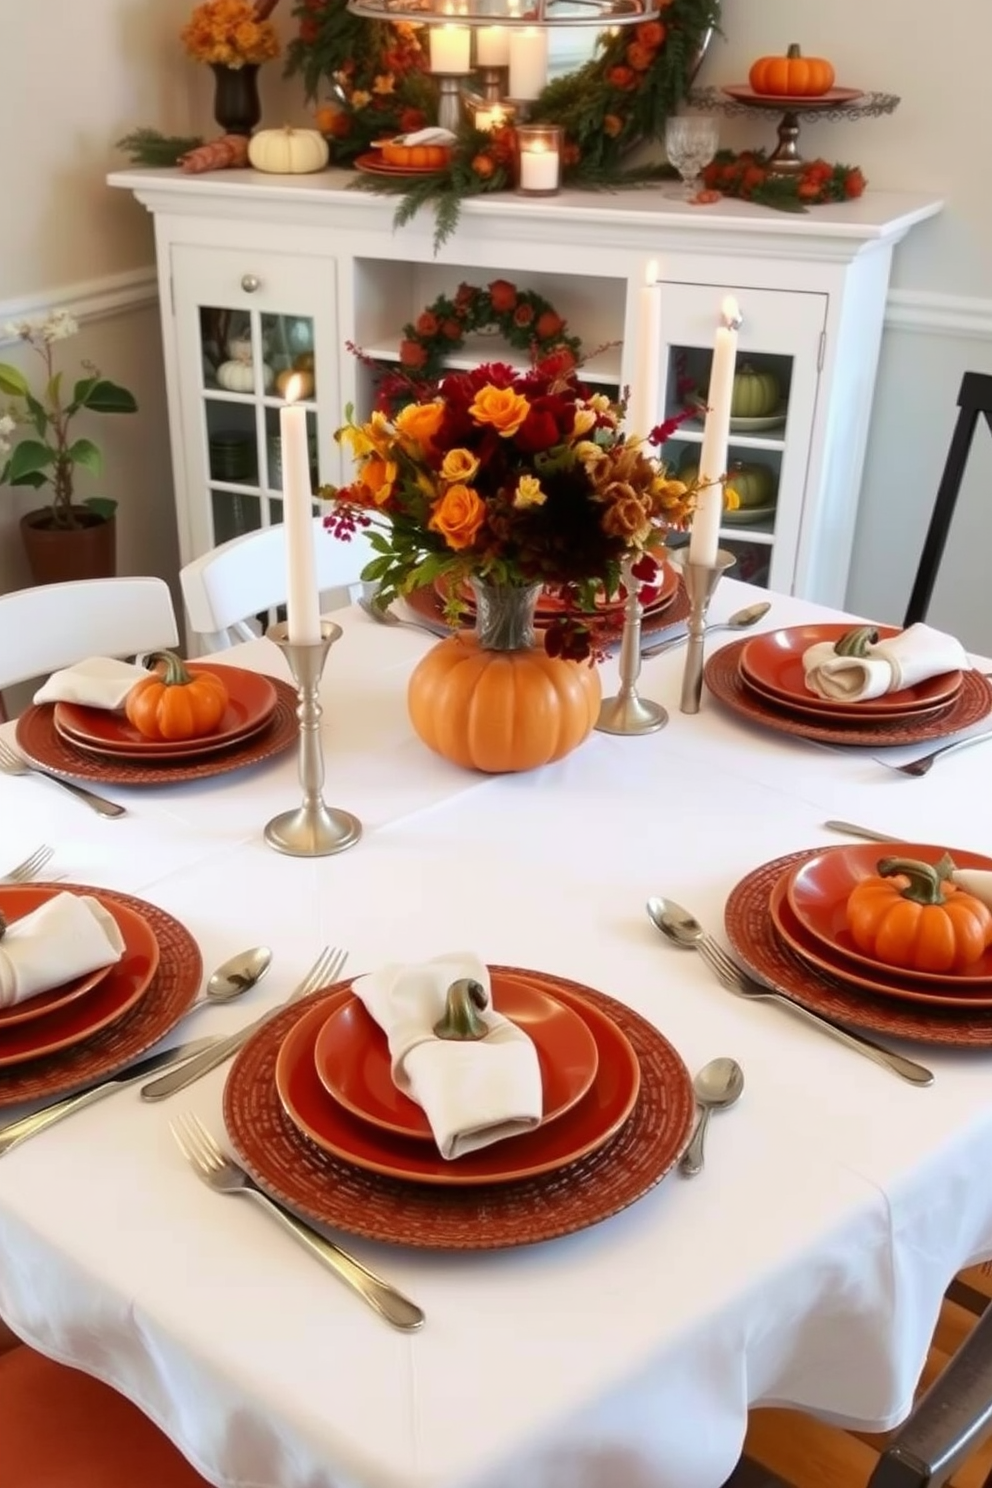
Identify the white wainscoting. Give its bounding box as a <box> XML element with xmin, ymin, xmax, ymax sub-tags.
<box><xmin>0</xmin><ymin>267</ymin><xmax>158</xmax><ymax>347</ymax></box>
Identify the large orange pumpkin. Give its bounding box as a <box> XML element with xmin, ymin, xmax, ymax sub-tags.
<box><xmin>749</xmin><ymin>44</ymin><xmax>835</xmax><ymax>97</ymax></box>
<box><xmin>407</xmin><ymin>634</ymin><xmax>602</xmax><ymax>773</ymax></box>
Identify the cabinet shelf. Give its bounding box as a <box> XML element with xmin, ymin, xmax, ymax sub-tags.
<box><xmin>361</xmin><ymin>341</ymin><xmax>622</xmax><ymax>386</ymax></box>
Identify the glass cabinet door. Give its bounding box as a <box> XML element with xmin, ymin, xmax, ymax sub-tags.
<box><xmin>171</xmin><ymin>245</ymin><xmax>339</xmax><ymax>565</ymax></box>
<box><xmin>653</xmin><ymin>284</ymin><xmax>828</xmax><ymax>596</ymax></box>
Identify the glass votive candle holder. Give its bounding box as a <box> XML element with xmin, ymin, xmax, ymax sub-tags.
<box><xmin>515</xmin><ymin>124</ymin><xmax>563</xmax><ymax>197</ymax></box>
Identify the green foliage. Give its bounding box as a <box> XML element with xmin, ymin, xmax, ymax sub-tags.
<box><xmin>116</xmin><ymin>129</ymin><xmax>204</xmax><ymax>166</ymax></box>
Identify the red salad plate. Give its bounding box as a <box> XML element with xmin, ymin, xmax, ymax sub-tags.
<box><xmin>785</xmin><ymin>842</ymin><xmax>992</xmax><ymax>989</ymax></box>
<box><xmin>723</xmin><ymin>85</ymin><xmax>864</xmax><ymax>108</ymax></box>
<box><xmin>0</xmin><ymin>885</ymin><xmax>115</xmax><ymax>1029</ymax></box>
<box><xmin>739</xmin><ymin>625</ymin><xmax>963</xmax><ymax>716</ymax></box>
<box><xmin>0</xmin><ymin>886</ymin><xmax>160</xmax><ymax>1064</ymax></box>
<box><xmin>275</xmin><ymin>972</ymin><xmax>640</xmax><ymax>1185</ymax></box>
<box><xmin>737</xmin><ymin>666</ymin><xmax>955</xmax><ymax>728</ymax></box>
<box><xmin>313</xmin><ymin>976</ymin><xmax>600</xmax><ymax>1142</ymax></box>
<box><xmin>53</xmin><ymin>664</ymin><xmax>278</xmax><ymax>759</ymax></box>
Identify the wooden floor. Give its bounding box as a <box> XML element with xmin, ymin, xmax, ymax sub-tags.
<box><xmin>726</xmin><ymin>1264</ymin><xmax>992</xmax><ymax>1488</ymax></box>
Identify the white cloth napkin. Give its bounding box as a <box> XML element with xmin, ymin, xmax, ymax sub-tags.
<box><xmin>33</xmin><ymin>657</ymin><xmax>148</xmax><ymax>711</ymax></box>
<box><xmin>0</xmin><ymin>892</ymin><xmax>125</xmax><ymax>1008</ymax></box>
<box><xmin>949</xmin><ymin>869</ymin><xmax>992</xmax><ymax>910</ymax></box>
<box><xmin>802</xmin><ymin>624</ymin><xmax>970</xmax><ymax>702</ymax></box>
<box><xmin>393</xmin><ymin>127</ymin><xmax>456</xmax><ymax>147</ymax></box>
<box><xmin>351</xmin><ymin>953</ymin><xmax>543</xmax><ymax>1160</ymax></box>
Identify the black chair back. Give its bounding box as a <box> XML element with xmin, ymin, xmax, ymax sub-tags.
<box><xmin>904</xmin><ymin>372</ymin><xmax>992</xmax><ymax>627</ymax></box>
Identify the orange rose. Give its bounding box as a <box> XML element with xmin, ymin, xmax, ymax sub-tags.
<box><xmin>440</xmin><ymin>447</ymin><xmax>480</xmax><ymax>483</ymax></box>
<box><xmin>488</xmin><ymin>279</ymin><xmax>518</xmax><ymax>314</ymax></box>
<box><xmin>399</xmin><ymin>338</ymin><xmax>427</xmax><ymax>369</ymax></box>
<box><xmin>360</xmin><ymin>455</ymin><xmax>397</xmax><ymax>506</ymax></box>
<box><xmin>626</xmin><ymin>43</ymin><xmax>654</xmax><ymax>71</ymax></box>
<box><xmin>535</xmin><ymin>309</ymin><xmax>564</xmax><ymax>339</ymax></box>
<box><xmin>603</xmin><ymin>114</ymin><xmax>624</xmax><ymax>138</ymax></box>
<box><xmin>428</xmin><ymin>483</ymin><xmax>486</xmax><ymax>550</ymax></box>
<box><xmin>395</xmin><ymin>400</ymin><xmax>445</xmax><ymax>447</ymax></box>
<box><xmin>468</xmin><ymin>384</ymin><xmax>530</xmax><ymax>437</ymax></box>
<box><xmin>607</xmin><ymin>65</ymin><xmax>636</xmax><ymax>90</ymax></box>
<box><xmin>636</xmin><ymin>20</ymin><xmax>665</xmax><ymax>45</ymax></box>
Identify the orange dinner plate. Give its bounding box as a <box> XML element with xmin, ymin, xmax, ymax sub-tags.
<box><xmin>0</xmin><ymin>885</ymin><xmax>115</xmax><ymax>1029</ymax></box>
<box><xmin>313</xmin><ymin>978</ymin><xmax>599</xmax><ymax>1142</ymax></box>
<box><xmin>785</xmin><ymin>842</ymin><xmax>992</xmax><ymax>989</ymax></box>
<box><xmin>737</xmin><ymin>666</ymin><xmax>955</xmax><ymax>727</ymax></box>
<box><xmin>0</xmin><ymin>886</ymin><xmax>160</xmax><ymax>1063</ymax></box>
<box><xmin>740</xmin><ymin>625</ymin><xmax>963</xmax><ymax>716</ymax></box>
<box><xmin>275</xmin><ymin>972</ymin><xmax>640</xmax><ymax>1185</ymax></box>
<box><xmin>53</xmin><ymin>664</ymin><xmax>278</xmax><ymax>759</ymax></box>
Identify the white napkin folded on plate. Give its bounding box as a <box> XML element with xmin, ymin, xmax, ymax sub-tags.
<box><xmin>34</xmin><ymin>656</ymin><xmax>148</xmax><ymax>711</ymax></box>
<box><xmin>351</xmin><ymin>952</ymin><xmax>543</xmax><ymax>1160</ymax></box>
<box><xmin>394</xmin><ymin>127</ymin><xmax>456</xmax><ymax>147</ymax></box>
<box><xmin>949</xmin><ymin>869</ymin><xmax>992</xmax><ymax>911</ymax></box>
<box><xmin>0</xmin><ymin>892</ymin><xmax>125</xmax><ymax>1008</ymax></box>
<box><xmin>803</xmin><ymin>624</ymin><xmax>970</xmax><ymax>702</ymax></box>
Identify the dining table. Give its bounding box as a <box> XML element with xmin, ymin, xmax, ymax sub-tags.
<box><xmin>2</xmin><ymin>573</ymin><xmax>992</xmax><ymax>1488</ymax></box>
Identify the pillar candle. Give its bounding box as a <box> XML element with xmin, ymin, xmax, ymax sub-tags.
<box><xmin>476</xmin><ymin>26</ymin><xmax>510</xmax><ymax>66</ymax></box>
<box><xmin>628</xmin><ymin>258</ymin><xmax>661</xmax><ymax>440</ymax></box>
<box><xmin>508</xmin><ymin>28</ymin><xmax>548</xmax><ymax>100</ymax></box>
<box><xmin>519</xmin><ymin>140</ymin><xmax>559</xmax><ymax>191</ymax></box>
<box><xmin>280</xmin><ymin>376</ymin><xmax>321</xmax><ymax>644</ymax></box>
<box><xmin>689</xmin><ymin>295</ymin><xmax>740</xmax><ymax>567</ymax></box>
<box><xmin>430</xmin><ymin>24</ymin><xmax>471</xmax><ymax>73</ymax></box>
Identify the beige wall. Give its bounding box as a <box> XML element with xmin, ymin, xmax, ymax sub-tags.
<box><xmin>1</xmin><ymin>0</ymin><xmax>990</xmax><ymax>645</ymax></box>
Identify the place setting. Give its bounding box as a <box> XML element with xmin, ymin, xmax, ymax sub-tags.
<box><xmin>723</xmin><ymin>838</ymin><xmax>992</xmax><ymax>1048</ymax></box>
<box><xmin>13</xmin><ymin>650</ymin><xmax>299</xmax><ymax>788</ymax></box>
<box><xmin>206</xmin><ymin>952</ymin><xmax>698</xmax><ymax>1251</ymax></box>
<box><xmin>0</xmin><ymin>878</ymin><xmax>206</xmax><ymax>1108</ymax></box>
<box><xmin>703</xmin><ymin>619</ymin><xmax>992</xmax><ymax>749</ymax></box>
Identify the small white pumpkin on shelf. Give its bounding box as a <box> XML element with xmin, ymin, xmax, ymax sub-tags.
<box><xmin>248</xmin><ymin>126</ymin><xmax>329</xmax><ymax>175</ymax></box>
<box><xmin>215</xmin><ymin>354</ymin><xmax>274</xmax><ymax>394</ymax></box>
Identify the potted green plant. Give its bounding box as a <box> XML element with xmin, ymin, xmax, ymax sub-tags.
<box><xmin>0</xmin><ymin>307</ymin><xmax>138</xmax><ymax>584</ymax></box>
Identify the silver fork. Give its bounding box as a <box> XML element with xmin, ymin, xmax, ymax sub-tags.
<box><xmin>692</xmin><ymin>935</ymin><xmax>934</xmax><ymax>1086</ymax></box>
<box><xmin>1</xmin><ymin>844</ymin><xmax>54</xmax><ymax>883</ymax></box>
<box><xmin>0</xmin><ymin>738</ymin><xmax>126</xmax><ymax>819</ymax></box>
<box><xmin>141</xmin><ymin>945</ymin><xmax>346</xmax><ymax>1100</ymax></box>
<box><xmin>357</xmin><ymin>596</ymin><xmax>451</xmax><ymax>638</ymax></box>
<box><xmin>171</xmin><ymin>1113</ymin><xmax>424</xmax><ymax>1331</ymax></box>
<box><xmin>875</xmin><ymin>726</ymin><xmax>992</xmax><ymax>778</ymax></box>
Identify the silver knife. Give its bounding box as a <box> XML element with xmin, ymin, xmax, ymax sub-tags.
<box><xmin>0</xmin><ymin>1037</ymin><xmax>216</xmax><ymax>1157</ymax></box>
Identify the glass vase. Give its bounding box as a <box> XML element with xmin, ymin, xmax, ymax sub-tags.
<box><xmin>210</xmin><ymin>63</ymin><xmax>262</xmax><ymax>136</ymax></box>
<box><xmin>469</xmin><ymin>577</ymin><xmax>544</xmax><ymax>650</ymax></box>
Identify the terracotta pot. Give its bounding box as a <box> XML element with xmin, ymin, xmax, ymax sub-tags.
<box><xmin>19</xmin><ymin>508</ymin><xmax>117</xmax><ymax>586</ymax></box>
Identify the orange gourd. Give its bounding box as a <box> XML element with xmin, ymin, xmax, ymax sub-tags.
<box><xmin>382</xmin><ymin>141</ymin><xmax>452</xmax><ymax>170</ymax></box>
<box><xmin>749</xmin><ymin>44</ymin><xmax>835</xmax><ymax>97</ymax></box>
<box><xmin>846</xmin><ymin>856</ymin><xmax>992</xmax><ymax>974</ymax></box>
<box><xmin>407</xmin><ymin>634</ymin><xmax>602</xmax><ymax>773</ymax></box>
<box><xmin>125</xmin><ymin>652</ymin><xmax>229</xmax><ymax>742</ymax></box>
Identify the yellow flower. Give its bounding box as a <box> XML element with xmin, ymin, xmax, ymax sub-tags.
<box><xmin>589</xmin><ymin>393</ymin><xmax>612</xmax><ymax>413</ymax></box>
<box><xmin>513</xmin><ymin>475</ymin><xmax>546</xmax><ymax>509</ymax></box>
<box><xmin>572</xmin><ymin>407</ymin><xmax>597</xmax><ymax>438</ymax></box>
<box><xmin>351</xmin><ymin>90</ymin><xmax>371</xmax><ymax>110</ymax></box>
<box><xmin>468</xmin><ymin>384</ymin><xmax>530</xmax><ymax>437</ymax></box>
<box><xmin>440</xmin><ymin>447</ymin><xmax>480</xmax><ymax>483</ymax></box>
<box><xmin>574</xmin><ymin>439</ymin><xmax>602</xmax><ymax>466</ymax></box>
<box><xmin>395</xmin><ymin>400</ymin><xmax>445</xmax><ymax>448</ymax></box>
<box><xmin>723</xmin><ymin>486</ymin><xmax>741</xmax><ymax>511</ymax></box>
<box><xmin>338</xmin><ymin>411</ymin><xmax>393</xmax><ymax>461</ymax></box>
<box><xmin>372</xmin><ymin>74</ymin><xmax>396</xmax><ymax>95</ymax></box>
<box><xmin>428</xmin><ymin>484</ymin><xmax>486</xmax><ymax>550</ymax></box>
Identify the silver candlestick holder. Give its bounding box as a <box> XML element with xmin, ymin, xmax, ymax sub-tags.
<box><xmin>264</xmin><ymin>620</ymin><xmax>362</xmax><ymax>858</ymax></box>
<box><xmin>595</xmin><ymin>557</ymin><xmax>668</xmax><ymax>736</ymax></box>
<box><xmin>673</xmin><ymin>549</ymin><xmax>737</xmax><ymax>714</ymax></box>
<box><xmin>433</xmin><ymin>74</ymin><xmax>471</xmax><ymax>132</ymax></box>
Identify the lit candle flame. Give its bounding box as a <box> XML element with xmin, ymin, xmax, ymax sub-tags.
<box><xmin>283</xmin><ymin>373</ymin><xmax>304</xmax><ymax>405</ymax></box>
<box><xmin>722</xmin><ymin>296</ymin><xmax>742</xmax><ymax>330</ymax></box>
<box><xmin>645</xmin><ymin>258</ymin><xmax>659</xmax><ymax>287</ymax></box>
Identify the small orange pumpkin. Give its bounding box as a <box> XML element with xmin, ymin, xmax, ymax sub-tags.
<box><xmin>407</xmin><ymin>635</ymin><xmax>602</xmax><ymax>773</ymax></box>
<box><xmin>125</xmin><ymin>652</ymin><xmax>229</xmax><ymax>742</ymax></box>
<box><xmin>381</xmin><ymin>141</ymin><xmax>452</xmax><ymax>170</ymax></box>
<box><xmin>749</xmin><ymin>44</ymin><xmax>835</xmax><ymax>97</ymax></box>
<box><xmin>846</xmin><ymin>856</ymin><xmax>992</xmax><ymax>974</ymax></box>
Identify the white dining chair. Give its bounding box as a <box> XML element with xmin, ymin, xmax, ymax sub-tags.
<box><xmin>0</xmin><ymin>577</ymin><xmax>179</xmax><ymax>714</ymax></box>
<box><xmin>180</xmin><ymin>516</ymin><xmax>376</xmax><ymax>652</ymax></box>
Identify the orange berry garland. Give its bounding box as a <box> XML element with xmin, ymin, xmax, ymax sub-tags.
<box><xmin>702</xmin><ymin>149</ymin><xmax>867</xmax><ymax>210</ymax></box>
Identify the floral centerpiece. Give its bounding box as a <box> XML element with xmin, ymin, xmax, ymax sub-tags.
<box><xmin>180</xmin><ymin>0</ymin><xmax>281</xmax><ymax>66</ymax></box>
<box><xmin>322</xmin><ymin>354</ymin><xmax>699</xmax><ymax>663</ymax></box>
<box><xmin>0</xmin><ymin>308</ymin><xmax>137</xmax><ymax>532</ymax></box>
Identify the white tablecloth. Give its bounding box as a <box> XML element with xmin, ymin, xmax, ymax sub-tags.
<box><xmin>2</xmin><ymin>578</ymin><xmax>992</xmax><ymax>1488</ymax></box>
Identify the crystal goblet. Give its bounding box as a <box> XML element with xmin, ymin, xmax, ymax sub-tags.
<box><xmin>664</xmin><ymin>115</ymin><xmax>719</xmax><ymax>201</ymax></box>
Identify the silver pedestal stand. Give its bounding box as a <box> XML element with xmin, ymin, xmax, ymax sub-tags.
<box><xmin>264</xmin><ymin>620</ymin><xmax>362</xmax><ymax>857</ymax></box>
<box><xmin>673</xmin><ymin>549</ymin><xmax>737</xmax><ymax>714</ymax></box>
<box><xmin>595</xmin><ymin>557</ymin><xmax>668</xmax><ymax>735</ymax></box>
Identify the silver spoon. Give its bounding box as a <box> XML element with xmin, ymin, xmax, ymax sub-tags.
<box><xmin>646</xmin><ymin>897</ymin><xmax>934</xmax><ymax>1087</ymax></box>
<box><xmin>641</xmin><ymin>601</ymin><xmax>771</xmax><ymax>658</ymax></box>
<box><xmin>679</xmin><ymin>1057</ymin><xmax>744</xmax><ymax>1176</ymax></box>
<box><xmin>357</xmin><ymin>596</ymin><xmax>450</xmax><ymax>639</ymax></box>
<box><xmin>191</xmin><ymin>945</ymin><xmax>273</xmax><ymax>1011</ymax></box>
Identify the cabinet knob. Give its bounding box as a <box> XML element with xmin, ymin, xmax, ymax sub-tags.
<box><xmin>240</xmin><ymin>274</ymin><xmax>261</xmax><ymax>294</ymax></box>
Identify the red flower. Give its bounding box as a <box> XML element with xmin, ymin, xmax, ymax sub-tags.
<box><xmin>535</xmin><ymin>310</ymin><xmax>564</xmax><ymax>340</ymax></box>
<box><xmin>845</xmin><ymin>168</ymin><xmax>867</xmax><ymax>198</ymax></box>
<box><xmin>515</xmin><ymin>407</ymin><xmax>561</xmax><ymax>454</ymax></box>
<box><xmin>489</xmin><ymin>279</ymin><xmax>518</xmax><ymax>314</ymax></box>
<box><xmin>606</xmin><ymin>65</ymin><xmax>637</xmax><ymax>90</ymax></box>
<box><xmin>399</xmin><ymin>107</ymin><xmax>427</xmax><ymax>133</ymax></box>
<box><xmin>399</xmin><ymin>339</ymin><xmax>428</xmax><ymax>369</ymax></box>
<box><xmin>416</xmin><ymin>311</ymin><xmax>440</xmax><ymax>336</ymax></box>
<box><xmin>299</xmin><ymin>18</ymin><xmax>319</xmax><ymax>42</ymax></box>
<box><xmin>513</xmin><ymin>304</ymin><xmax>535</xmax><ymax>328</ymax></box>
<box><xmin>441</xmin><ymin>318</ymin><xmax>462</xmax><ymax>340</ymax></box>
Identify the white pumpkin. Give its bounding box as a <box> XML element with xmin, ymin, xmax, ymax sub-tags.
<box><xmin>216</xmin><ymin>358</ymin><xmax>274</xmax><ymax>393</ymax></box>
<box><xmin>248</xmin><ymin>127</ymin><xmax>329</xmax><ymax>175</ymax></box>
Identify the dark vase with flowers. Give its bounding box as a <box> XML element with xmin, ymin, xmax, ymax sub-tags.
<box><xmin>210</xmin><ymin>63</ymin><xmax>261</xmax><ymax>135</ymax></box>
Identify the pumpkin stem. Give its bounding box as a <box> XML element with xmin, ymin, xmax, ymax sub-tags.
<box><xmin>832</xmin><ymin>625</ymin><xmax>879</xmax><ymax>658</ymax></box>
<box><xmin>432</xmin><ymin>978</ymin><xmax>490</xmax><ymax>1041</ymax></box>
<box><xmin>876</xmin><ymin>856</ymin><xmax>947</xmax><ymax>906</ymax></box>
<box><xmin>144</xmin><ymin>650</ymin><xmax>195</xmax><ymax>687</ymax></box>
<box><xmin>787</xmin><ymin>43</ymin><xmax>801</xmax><ymax>58</ymax></box>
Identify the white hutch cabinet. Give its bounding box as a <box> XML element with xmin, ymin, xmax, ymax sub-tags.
<box><xmin>109</xmin><ymin>169</ymin><xmax>940</xmax><ymax>607</ymax></box>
